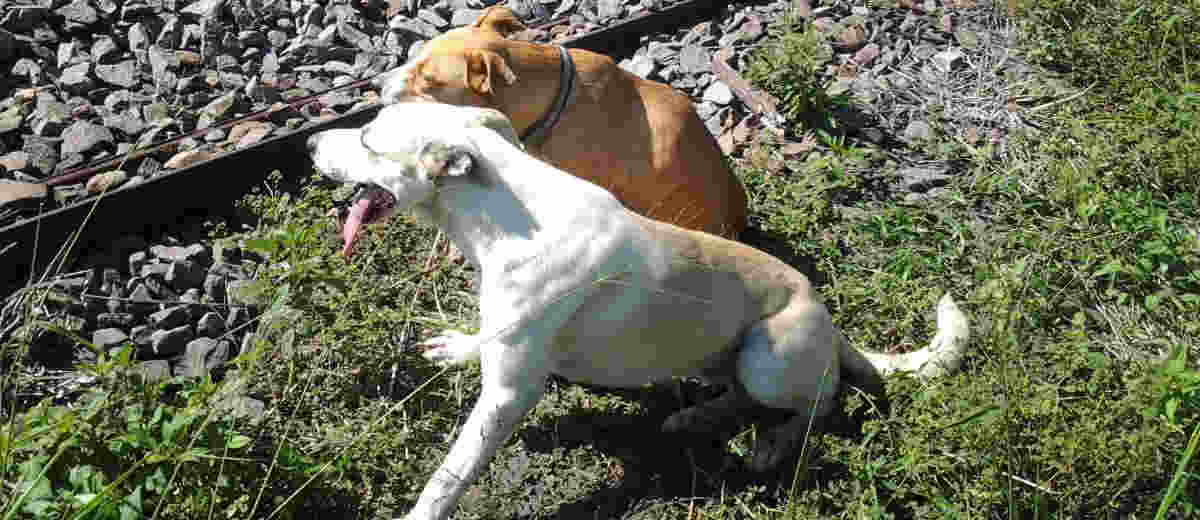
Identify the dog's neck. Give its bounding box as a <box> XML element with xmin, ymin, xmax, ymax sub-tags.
<box><xmin>487</xmin><ymin>44</ymin><xmax>570</xmax><ymax>140</ymax></box>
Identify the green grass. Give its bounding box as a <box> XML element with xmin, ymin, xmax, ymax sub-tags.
<box><xmin>3</xmin><ymin>0</ymin><xmax>1199</xmax><ymax>518</ymax></box>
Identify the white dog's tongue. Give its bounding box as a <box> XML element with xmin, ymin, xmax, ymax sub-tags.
<box><xmin>341</xmin><ymin>198</ymin><xmax>373</xmax><ymax>258</ymax></box>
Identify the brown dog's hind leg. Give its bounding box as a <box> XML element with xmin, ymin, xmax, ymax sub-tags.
<box><xmin>661</xmin><ymin>383</ymin><xmax>757</xmax><ymax>436</ymax></box>
<box><xmin>749</xmin><ymin>409</ymin><xmax>825</xmax><ymax>472</ymax></box>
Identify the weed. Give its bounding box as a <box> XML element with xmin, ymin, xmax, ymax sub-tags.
<box><xmin>743</xmin><ymin>13</ymin><xmax>853</xmax><ymax>134</ymax></box>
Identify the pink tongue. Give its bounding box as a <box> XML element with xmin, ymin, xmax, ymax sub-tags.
<box><xmin>342</xmin><ymin>198</ymin><xmax>372</xmax><ymax>258</ymax></box>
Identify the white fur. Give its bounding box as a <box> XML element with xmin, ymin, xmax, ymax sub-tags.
<box><xmin>307</xmin><ymin>102</ymin><xmax>971</xmax><ymax>520</ymax></box>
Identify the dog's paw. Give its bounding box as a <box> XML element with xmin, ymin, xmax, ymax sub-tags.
<box><xmin>419</xmin><ymin>329</ymin><xmax>481</xmax><ymax>367</ymax></box>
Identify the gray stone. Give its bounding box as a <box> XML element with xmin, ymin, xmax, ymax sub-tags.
<box><xmin>166</xmin><ymin>260</ymin><xmax>206</xmax><ymax>291</ymax></box>
<box><xmin>59</xmin><ymin>62</ymin><xmax>94</xmax><ymax>96</ymax></box>
<box><xmin>323</xmin><ymin>60</ymin><xmax>355</xmax><ymax>75</ymax></box>
<box><xmin>140</xmin><ymin>262</ymin><xmax>170</xmax><ymax>278</ymax></box>
<box><xmin>221</xmin><ymin>396</ymin><xmax>265</xmax><ymax>421</ymax></box>
<box><xmin>313</xmin><ymin>24</ymin><xmax>338</xmax><ymax>47</ymax></box>
<box><xmin>226</xmin><ymin>306</ymin><xmax>250</xmax><ymax>330</ymax></box>
<box><xmin>126</xmin><ymin>283</ymin><xmax>158</xmax><ymax>315</ymax></box>
<box><xmin>102</xmin><ymin>90</ymin><xmax>132</xmax><ymax>112</ymax></box>
<box><xmin>338</xmin><ymin>22</ymin><xmax>372</xmax><ymax>51</ymax></box>
<box><xmin>267</xmin><ymin>30</ymin><xmax>288</xmax><ymax>49</ymax></box>
<box><xmin>178</xmin><ymin>337</ymin><xmax>230</xmax><ymax>377</ymax></box>
<box><xmin>182</xmin><ymin>0</ymin><xmax>224</xmax><ymax>19</ymax></box>
<box><xmin>678</xmin><ymin>45</ymin><xmax>709</xmax><ymax>75</ymax></box>
<box><xmin>129</xmin><ymin>251</ymin><xmax>149</xmax><ymax>276</ymax></box>
<box><xmin>91</xmin><ymin>36</ymin><xmax>121</xmax><ymax>64</ymax></box>
<box><xmin>702</xmin><ymin>81</ymin><xmax>733</xmax><ymax>105</ymax></box>
<box><xmin>597</xmin><ymin>0</ymin><xmax>623</xmax><ymax>19</ymax></box>
<box><xmin>646</xmin><ymin>41</ymin><xmax>677</xmax><ymax>63</ymax></box>
<box><xmin>903</xmin><ymin>120</ymin><xmax>933</xmax><ymax>142</ymax></box>
<box><xmin>148</xmin><ymin>306</ymin><xmax>191</xmax><ymax>330</ymax></box>
<box><xmin>931</xmin><ymin>49</ymin><xmax>964</xmax><ymax>72</ymax></box>
<box><xmin>1</xmin><ymin>6</ymin><xmax>46</xmax><ymax>34</ymax></box>
<box><xmin>96</xmin><ymin>313</ymin><xmax>136</xmax><ymax>328</ymax></box>
<box><xmin>128</xmin><ymin>23</ymin><xmax>152</xmax><ymax>53</ymax></box>
<box><xmin>21</xmin><ymin>136</ymin><xmax>59</xmax><ymax>177</ymax></box>
<box><xmin>448</xmin><ymin>10</ymin><xmax>484</xmax><ymax>29</ymax></box>
<box><xmin>56</xmin><ymin>0</ymin><xmax>100</xmax><ymax>26</ymax></box>
<box><xmin>130</xmin><ymin>325</ymin><xmax>155</xmax><ymax>347</ymax></box>
<box><xmin>196</xmin><ymin>312</ymin><xmax>226</xmax><ymax>338</ymax></box>
<box><xmin>11</xmin><ymin>58</ymin><xmax>44</xmax><ymax>83</ymax></box>
<box><xmin>103</xmin><ymin>110</ymin><xmax>145</xmax><ymax>136</ymax></box>
<box><xmin>197</xmin><ymin>92</ymin><xmax>238</xmax><ymax>129</ymax></box>
<box><xmin>32</xmin><ymin>97</ymin><xmax>71</xmax><ymax>138</ymax></box>
<box><xmin>318</xmin><ymin>90</ymin><xmax>356</xmax><ymax>110</ymax></box>
<box><xmin>417</xmin><ymin>9</ymin><xmax>450</xmax><ymax>29</ymax></box>
<box><xmin>180</xmin><ymin>288</ymin><xmax>206</xmax><ymax>320</ymax></box>
<box><xmin>136</xmin><ymin>360</ymin><xmax>171</xmax><ymax>381</ymax></box>
<box><xmin>148</xmin><ymin>47</ymin><xmax>178</xmax><ymax>79</ymax></box>
<box><xmin>238</xmin><ymin>30</ymin><xmax>267</xmax><ymax>48</ymax></box>
<box><xmin>898</xmin><ymin>166</ymin><xmax>953</xmax><ymax>192</ymax></box>
<box><xmin>704</xmin><ymin>109</ymin><xmax>725</xmax><ymax>137</ymax></box>
<box><xmin>149</xmin><ymin>325</ymin><xmax>193</xmax><ymax>357</ymax></box>
<box><xmin>61</xmin><ymin>121</ymin><xmax>114</xmax><ymax>155</ymax></box>
<box><xmin>150</xmin><ymin>243</ymin><xmax>209</xmax><ymax>263</ymax></box>
<box><xmin>296</xmin><ymin>76</ymin><xmax>329</xmax><ymax>92</ymax></box>
<box><xmin>905</xmin><ymin>187</ymin><xmax>949</xmax><ymax>203</ymax></box>
<box><xmin>86</xmin><ymin>170</ymin><xmax>128</xmax><ymax>194</ymax></box>
<box><xmin>137</xmin><ymin>156</ymin><xmax>162</xmax><ymax>177</ymax></box>
<box><xmin>621</xmin><ymin>54</ymin><xmax>655</xmax><ymax>79</ymax></box>
<box><xmin>121</xmin><ymin>1</ymin><xmax>155</xmax><ymax>20</ymax></box>
<box><xmin>93</xmin><ymin>328</ymin><xmax>130</xmax><ymax>349</ymax></box>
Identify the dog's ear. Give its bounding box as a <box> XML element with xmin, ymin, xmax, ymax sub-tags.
<box><xmin>470</xmin><ymin>7</ymin><xmax>528</xmax><ymax>37</ymax></box>
<box><xmin>465</xmin><ymin>49</ymin><xmax>517</xmax><ymax>96</ymax></box>
<box><xmin>418</xmin><ymin>141</ymin><xmax>475</xmax><ymax>179</ymax></box>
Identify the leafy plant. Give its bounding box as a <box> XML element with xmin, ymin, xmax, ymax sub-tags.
<box><xmin>744</xmin><ymin>14</ymin><xmax>852</xmax><ymax>133</ymax></box>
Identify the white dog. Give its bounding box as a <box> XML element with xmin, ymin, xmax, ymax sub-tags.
<box><xmin>307</xmin><ymin>102</ymin><xmax>970</xmax><ymax>520</ymax></box>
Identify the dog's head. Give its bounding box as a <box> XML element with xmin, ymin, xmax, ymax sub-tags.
<box><xmin>375</xmin><ymin>7</ymin><xmax>527</xmax><ymax>107</ymax></box>
<box><xmin>307</xmin><ymin>102</ymin><xmax>521</xmax><ymax>258</ymax></box>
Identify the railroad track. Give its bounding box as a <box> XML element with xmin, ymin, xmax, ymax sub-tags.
<box><xmin>0</xmin><ymin>0</ymin><xmax>733</xmax><ymax>297</ymax></box>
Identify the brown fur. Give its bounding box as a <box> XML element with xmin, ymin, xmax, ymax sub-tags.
<box><xmin>382</xmin><ymin>6</ymin><xmax>748</xmax><ymax>238</ymax></box>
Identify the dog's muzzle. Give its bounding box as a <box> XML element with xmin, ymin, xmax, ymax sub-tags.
<box><xmin>327</xmin><ymin>183</ymin><xmax>398</xmax><ymax>259</ymax></box>
<box><xmin>329</xmin><ymin>182</ymin><xmax>372</xmax><ymax>220</ymax></box>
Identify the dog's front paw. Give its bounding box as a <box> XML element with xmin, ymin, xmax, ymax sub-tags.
<box><xmin>419</xmin><ymin>329</ymin><xmax>482</xmax><ymax>367</ymax></box>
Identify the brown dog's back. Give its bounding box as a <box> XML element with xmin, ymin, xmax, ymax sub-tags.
<box><xmin>382</xmin><ymin>7</ymin><xmax>748</xmax><ymax>238</ymax></box>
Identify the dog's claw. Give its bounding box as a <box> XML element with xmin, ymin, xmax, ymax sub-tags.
<box><xmin>418</xmin><ymin>330</ymin><xmax>481</xmax><ymax>367</ymax></box>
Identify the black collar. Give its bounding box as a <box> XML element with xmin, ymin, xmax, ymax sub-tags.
<box><xmin>519</xmin><ymin>46</ymin><xmax>576</xmax><ymax>147</ymax></box>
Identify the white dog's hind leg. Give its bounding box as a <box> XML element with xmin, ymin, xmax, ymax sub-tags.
<box><xmin>735</xmin><ymin>303</ymin><xmax>843</xmax><ymax>471</ymax></box>
<box><xmin>420</xmin><ymin>330</ymin><xmax>482</xmax><ymax>367</ymax></box>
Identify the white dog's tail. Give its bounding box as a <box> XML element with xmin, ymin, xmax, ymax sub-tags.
<box><xmin>840</xmin><ymin>293</ymin><xmax>971</xmax><ymax>388</ymax></box>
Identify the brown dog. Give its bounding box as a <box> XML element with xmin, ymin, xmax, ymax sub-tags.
<box><xmin>374</xmin><ymin>6</ymin><xmax>747</xmax><ymax>238</ymax></box>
